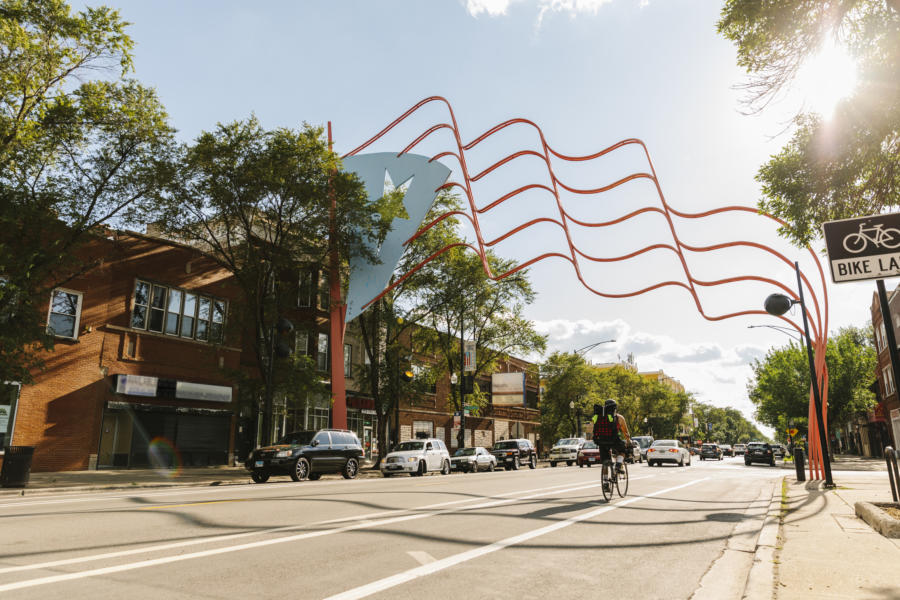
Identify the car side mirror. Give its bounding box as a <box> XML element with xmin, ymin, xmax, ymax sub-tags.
<box><xmin>311</xmin><ymin>439</ymin><xmax>319</xmax><ymax>447</ymax></box>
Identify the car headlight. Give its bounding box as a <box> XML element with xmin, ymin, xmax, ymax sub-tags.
<box><xmin>408</xmin><ymin>457</ymin><xmax>418</xmax><ymax>463</ymax></box>
<box><xmin>275</xmin><ymin>450</ymin><xmax>292</xmax><ymax>458</ymax></box>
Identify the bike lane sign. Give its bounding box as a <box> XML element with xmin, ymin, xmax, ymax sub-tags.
<box><xmin>823</xmin><ymin>213</ymin><xmax>900</xmax><ymax>283</ymax></box>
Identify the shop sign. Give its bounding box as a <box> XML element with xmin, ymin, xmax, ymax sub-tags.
<box><xmin>175</xmin><ymin>381</ymin><xmax>232</xmax><ymax>403</ymax></box>
<box><xmin>115</xmin><ymin>374</ymin><xmax>158</xmax><ymax>397</ymax></box>
<box><xmin>361</xmin><ymin>409</ymin><xmax>377</xmax><ymax>415</ymax></box>
<box><xmin>873</xmin><ymin>402</ymin><xmax>887</xmax><ymax>422</ymax></box>
<box><xmin>491</xmin><ymin>372</ymin><xmax>525</xmax><ymax>406</ymax></box>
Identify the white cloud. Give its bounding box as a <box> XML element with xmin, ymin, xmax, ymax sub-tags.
<box><xmin>465</xmin><ymin>0</ymin><xmax>514</xmax><ymax>17</ymax></box>
<box><xmin>463</xmin><ymin>0</ymin><xmax>627</xmax><ymax>25</ymax></box>
<box><xmin>659</xmin><ymin>343</ymin><xmax>723</xmax><ymax>363</ymax></box>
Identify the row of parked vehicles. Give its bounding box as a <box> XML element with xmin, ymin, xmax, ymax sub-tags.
<box><xmin>244</xmin><ymin>428</ymin><xmax>541</xmax><ymax>482</ymax></box>
<box><xmin>244</xmin><ymin>428</ymin><xmax>789</xmax><ymax>484</ymax></box>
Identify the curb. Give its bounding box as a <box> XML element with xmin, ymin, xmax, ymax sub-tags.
<box><xmin>855</xmin><ymin>501</ymin><xmax>900</xmax><ymax>538</ymax></box>
<box><xmin>740</xmin><ymin>476</ymin><xmax>783</xmax><ymax>600</ymax></box>
<box><xmin>0</xmin><ymin>468</ymin><xmax>387</xmax><ymax>498</ymax></box>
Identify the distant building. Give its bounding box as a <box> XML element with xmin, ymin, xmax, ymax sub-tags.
<box><xmin>639</xmin><ymin>370</ymin><xmax>685</xmax><ymax>394</ymax></box>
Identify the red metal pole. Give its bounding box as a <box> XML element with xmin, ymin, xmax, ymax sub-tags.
<box><xmin>328</xmin><ymin>121</ymin><xmax>348</xmax><ymax>429</ymax></box>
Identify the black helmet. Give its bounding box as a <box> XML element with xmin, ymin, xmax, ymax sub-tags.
<box><xmin>604</xmin><ymin>399</ymin><xmax>618</xmax><ymax>414</ymax></box>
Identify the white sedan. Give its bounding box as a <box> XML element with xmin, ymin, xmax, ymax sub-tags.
<box><xmin>646</xmin><ymin>439</ymin><xmax>691</xmax><ymax>467</ymax></box>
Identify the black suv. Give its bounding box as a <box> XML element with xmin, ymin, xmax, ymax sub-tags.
<box><xmin>700</xmin><ymin>443</ymin><xmax>722</xmax><ymax>460</ymax></box>
<box><xmin>491</xmin><ymin>438</ymin><xmax>537</xmax><ymax>470</ymax></box>
<box><xmin>744</xmin><ymin>442</ymin><xmax>776</xmax><ymax>466</ymax></box>
<box><xmin>246</xmin><ymin>429</ymin><xmax>364</xmax><ymax>483</ymax></box>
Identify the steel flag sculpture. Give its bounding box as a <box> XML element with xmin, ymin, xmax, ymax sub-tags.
<box><xmin>338</xmin><ymin>96</ymin><xmax>830</xmax><ymax>481</ymax></box>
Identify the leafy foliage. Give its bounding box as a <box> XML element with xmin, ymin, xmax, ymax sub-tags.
<box><xmin>747</xmin><ymin>325</ymin><xmax>877</xmax><ymax>441</ymax></box>
<box><xmin>539</xmin><ymin>354</ymin><xmax>691</xmax><ymax>443</ymax></box>
<box><xmin>154</xmin><ymin>118</ymin><xmax>402</xmax><ymax>444</ymax></box>
<box><xmin>719</xmin><ymin>0</ymin><xmax>900</xmax><ymax>246</ymax></box>
<box><xmin>0</xmin><ymin>0</ymin><xmax>174</xmax><ymax>383</ymax></box>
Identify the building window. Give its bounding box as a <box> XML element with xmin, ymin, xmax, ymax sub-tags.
<box><xmin>318</xmin><ymin>271</ymin><xmax>330</xmax><ymax>310</ymax></box>
<box><xmin>295</xmin><ymin>331</ymin><xmax>308</xmax><ymax>356</ymax></box>
<box><xmin>47</xmin><ymin>288</ymin><xmax>83</xmax><ymax>339</ymax></box>
<box><xmin>881</xmin><ymin>322</ymin><xmax>888</xmax><ymax>352</ymax></box>
<box><xmin>0</xmin><ymin>382</ymin><xmax>20</xmax><ymax>449</ymax></box>
<box><xmin>317</xmin><ymin>332</ymin><xmax>329</xmax><ymax>371</ymax></box>
<box><xmin>131</xmin><ymin>280</ymin><xmax>225</xmax><ymax>343</ymax></box>
<box><xmin>412</xmin><ymin>420</ymin><xmax>434</xmax><ymax>439</ymax></box>
<box><xmin>885</xmin><ymin>366</ymin><xmax>895</xmax><ymax>396</ymax></box>
<box><xmin>344</xmin><ymin>344</ymin><xmax>352</xmax><ymax>377</ymax></box>
<box><xmin>298</xmin><ymin>268</ymin><xmax>314</xmax><ymax>308</ymax></box>
<box><xmin>309</xmin><ymin>406</ymin><xmax>330</xmax><ymax>431</ymax></box>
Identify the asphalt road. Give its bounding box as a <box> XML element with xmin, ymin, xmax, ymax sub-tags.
<box><xmin>0</xmin><ymin>457</ymin><xmax>784</xmax><ymax>600</ymax></box>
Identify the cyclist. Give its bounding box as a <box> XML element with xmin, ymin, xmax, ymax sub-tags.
<box><xmin>591</xmin><ymin>399</ymin><xmax>632</xmax><ymax>492</ymax></box>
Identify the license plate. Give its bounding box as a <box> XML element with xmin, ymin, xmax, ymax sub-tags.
<box><xmin>588</xmin><ymin>457</ymin><xmax>596</xmax><ymax>462</ymax></box>
<box><xmin>255</xmin><ymin>460</ymin><xmax>264</xmax><ymax>467</ymax></box>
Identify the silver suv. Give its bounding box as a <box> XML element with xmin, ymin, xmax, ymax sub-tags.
<box><xmin>381</xmin><ymin>438</ymin><xmax>451</xmax><ymax>477</ymax></box>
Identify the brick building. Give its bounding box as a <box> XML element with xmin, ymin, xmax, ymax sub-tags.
<box><xmin>1</xmin><ymin>229</ymin><xmax>543</xmax><ymax>472</ymax></box>
<box><xmin>2</xmin><ymin>230</ymin><xmax>242</xmax><ymax>472</ymax></box>
<box><xmin>869</xmin><ymin>288</ymin><xmax>899</xmax><ymax>454</ymax></box>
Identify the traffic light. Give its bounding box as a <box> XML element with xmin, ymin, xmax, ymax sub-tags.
<box><xmin>273</xmin><ymin>317</ymin><xmax>294</xmax><ymax>358</ymax></box>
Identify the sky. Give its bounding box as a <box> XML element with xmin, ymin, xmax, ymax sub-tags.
<box><xmin>73</xmin><ymin>0</ymin><xmax>880</xmax><ymax>436</ymax></box>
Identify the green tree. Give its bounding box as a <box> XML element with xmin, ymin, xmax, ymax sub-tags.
<box><xmin>356</xmin><ymin>191</ymin><xmax>462</xmax><ymax>465</ymax></box>
<box><xmin>418</xmin><ymin>247</ymin><xmax>546</xmax><ymax>449</ymax></box>
<box><xmin>155</xmin><ymin>118</ymin><xmax>401</xmax><ymax>445</ymax></box>
<box><xmin>747</xmin><ymin>325</ymin><xmax>877</xmax><ymax>442</ymax></box>
<box><xmin>691</xmin><ymin>402</ymin><xmax>767</xmax><ymax>445</ymax></box>
<box><xmin>0</xmin><ymin>0</ymin><xmax>174</xmax><ymax>383</ymax></box>
<box><xmin>718</xmin><ymin>1</ymin><xmax>900</xmax><ymax>246</ymax></box>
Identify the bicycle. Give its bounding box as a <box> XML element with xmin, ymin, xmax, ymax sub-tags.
<box><xmin>600</xmin><ymin>447</ymin><xmax>629</xmax><ymax>502</ymax></box>
<box><xmin>842</xmin><ymin>222</ymin><xmax>900</xmax><ymax>254</ymax></box>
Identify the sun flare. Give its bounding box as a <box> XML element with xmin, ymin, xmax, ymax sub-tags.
<box><xmin>795</xmin><ymin>38</ymin><xmax>859</xmax><ymax>118</ymax></box>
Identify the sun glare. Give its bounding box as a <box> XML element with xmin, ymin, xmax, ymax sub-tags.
<box><xmin>795</xmin><ymin>38</ymin><xmax>858</xmax><ymax>118</ymax></box>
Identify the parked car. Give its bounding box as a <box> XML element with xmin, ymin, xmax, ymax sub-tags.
<box><xmin>700</xmin><ymin>443</ymin><xmax>723</xmax><ymax>461</ymax></box>
<box><xmin>491</xmin><ymin>438</ymin><xmax>538</xmax><ymax>470</ymax></box>
<box><xmin>381</xmin><ymin>438</ymin><xmax>451</xmax><ymax>476</ymax></box>
<box><xmin>246</xmin><ymin>429</ymin><xmax>363</xmax><ymax>483</ymax></box>
<box><xmin>549</xmin><ymin>437</ymin><xmax>585</xmax><ymax>467</ymax></box>
<box><xmin>719</xmin><ymin>444</ymin><xmax>733</xmax><ymax>457</ymax></box>
<box><xmin>632</xmin><ymin>436</ymin><xmax>654</xmax><ymax>461</ymax></box>
<box><xmin>577</xmin><ymin>440</ymin><xmax>601</xmax><ymax>467</ymax></box>
<box><xmin>745</xmin><ymin>442</ymin><xmax>777</xmax><ymax>466</ymax></box>
<box><xmin>772</xmin><ymin>444</ymin><xmax>787</xmax><ymax>458</ymax></box>
<box><xmin>690</xmin><ymin>446</ymin><xmax>701</xmax><ymax>456</ymax></box>
<box><xmin>646</xmin><ymin>439</ymin><xmax>691</xmax><ymax>467</ymax></box>
<box><xmin>451</xmin><ymin>447</ymin><xmax>497</xmax><ymax>472</ymax></box>
<box><xmin>733</xmin><ymin>444</ymin><xmax>747</xmax><ymax>456</ymax></box>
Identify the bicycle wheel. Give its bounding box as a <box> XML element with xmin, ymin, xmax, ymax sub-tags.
<box><xmin>843</xmin><ymin>233</ymin><xmax>867</xmax><ymax>253</ymax></box>
<box><xmin>601</xmin><ymin>462</ymin><xmax>614</xmax><ymax>502</ymax></box>
<box><xmin>881</xmin><ymin>228</ymin><xmax>900</xmax><ymax>249</ymax></box>
<box><xmin>616</xmin><ymin>461</ymin><xmax>629</xmax><ymax>497</ymax></box>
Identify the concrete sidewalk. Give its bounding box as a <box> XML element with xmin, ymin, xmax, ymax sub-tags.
<box><xmin>780</xmin><ymin>454</ymin><xmax>887</xmax><ymax>472</ymax></box>
<box><xmin>771</xmin><ymin>470</ymin><xmax>900</xmax><ymax>599</ymax></box>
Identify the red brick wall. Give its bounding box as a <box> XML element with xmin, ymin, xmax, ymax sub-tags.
<box><xmin>16</xmin><ymin>231</ymin><xmax>243</xmax><ymax>472</ymax></box>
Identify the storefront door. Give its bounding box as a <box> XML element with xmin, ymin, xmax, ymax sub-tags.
<box><xmin>363</xmin><ymin>426</ymin><xmax>373</xmax><ymax>460</ymax></box>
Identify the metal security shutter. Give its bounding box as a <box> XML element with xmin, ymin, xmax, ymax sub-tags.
<box><xmin>175</xmin><ymin>414</ymin><xmax>230</xmax><ymax>466</ymax></box>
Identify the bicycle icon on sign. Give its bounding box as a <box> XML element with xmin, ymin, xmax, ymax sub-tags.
<box><xmin>842</xmin><ymin>222</ymin><xmax>900</xmax><ymax>254</ymax></box>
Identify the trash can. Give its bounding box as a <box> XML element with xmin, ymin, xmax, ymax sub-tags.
<box><xmin>1</xmin><ymin>446</ymin><xmax>35</xmax><ymax>488</ymax></box>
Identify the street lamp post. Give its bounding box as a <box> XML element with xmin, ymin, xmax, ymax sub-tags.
<box><xmin>574</xmin><ymin>339</ymin><xmax>616</xmax><ymax>356</ymax></box>
<box><xmin>569</xmin><ymin>400</ymin><xmax>576</xmax><ymax>436</ymax></box>
<box><xmin>764</xmin><ymin>260</ymin><xmax>834</xmax><ymax>487</ymax></box>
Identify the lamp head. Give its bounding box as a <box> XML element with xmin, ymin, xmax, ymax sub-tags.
<box><xmin>764</xmin><ymin>293</ymin><xmax>796</xmax><ymax>316</ymax></box>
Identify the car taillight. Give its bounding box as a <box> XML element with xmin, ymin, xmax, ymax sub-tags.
<box><xmin>668</xmin><ymin>449</ymin><xmax>679</xmax><ymax>453</ymax></box>
<box><xmin>648</xmin><ymin>448</ymin><xmax>655</xmax><ymax>452</ymax></box>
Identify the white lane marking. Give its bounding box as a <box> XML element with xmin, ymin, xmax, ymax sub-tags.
<box><xmin>0</xmin><ymin>477</ymin><xmax>641</xmax><ymax>586</ymax></box>
<box><xmin>323</xmin><ymin>477</ymin><xmax>711</xmax><ymax>600</ymax></box>
<box><xmin>407</xmin><ymin>552</ymin><xmax>436</xmax><ymax>566</ymax></box>
<box><xmin>0</xmin><ymin>463</ymin><xmax>580</xmax><ymax>509</ymax></box>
